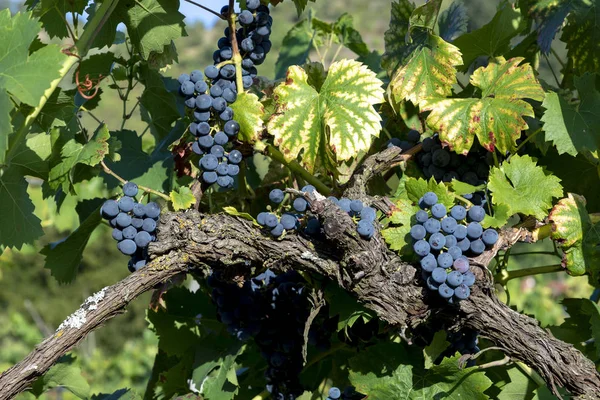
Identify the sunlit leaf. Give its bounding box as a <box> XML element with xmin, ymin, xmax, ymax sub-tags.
<box><xmin>229</xmin><ymin>92</ymin><xmax>264</xmax><ymax>143</ymax></box>
<box><xmin>170</xmin><ymin>187</ymin><xmax>196</xmax><ymax>211</ymax></box>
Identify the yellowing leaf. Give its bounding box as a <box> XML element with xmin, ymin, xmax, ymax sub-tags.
<box><xmin>421</xmin><ymin>57</ymin><xmax>545</xmax><ymax>154</ymax></box>
<box><xmin>268</xmin><ymin>59</ymin><xmax>384</xmax><ymax>173</ymax></box>
<box><xmin>169</xmin><ymin>187</ymin><xmax>196</xmax><ymax>211</ymax></box>
<box><xmin>229</xmin><ymin>92</ymin><xmax>264</xmax><ymax>143</ymax></box>
<box><xmin>390</xmin><ymin>33</ymin><xmax>463</xmax><ymax>107</ymax></box>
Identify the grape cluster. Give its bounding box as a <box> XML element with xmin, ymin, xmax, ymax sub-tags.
<box><xmin>257</xmin><ymin>186</ymin><xmax>378</xmax><ymax>240</ymax></box>
<box><xmin>177</xmin><ymin>0</ymin><xmax>273</xmax><ymax>189</ymax></box>
<box><xmin>208</xmin><ymin>269</ymin><xmax>330</xmax><ymax>399</ymax></box>
<box><xmin>99</xmin><ymin>182</ymin><xmax>161</xmax><ymax>272</ymax></box>
<box><xmin>436</xmin><ymin>329</ymin><xmax>480</xmax><ymax>368</ymax></box>
<box><xmin>411</xmin><ymin>191</ymin><xmax>498</xmax><ymax>302</ymax></box>
<box><xmin>387</xmin><ymin>129</ymin><xmax>421</xmax><ymax>151</ymax></box>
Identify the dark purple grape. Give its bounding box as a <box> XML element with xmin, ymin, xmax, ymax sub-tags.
<box><xmin>118</xmin><ymin>196</ymin><xmax>135</xmax><ymax>212</ymax></box>
<box><xmin>101</xmin><ymin>200</ymin><xmax>119</xmax><ymax>219</ymax></box>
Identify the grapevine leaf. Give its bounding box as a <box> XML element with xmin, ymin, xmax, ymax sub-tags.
<box><xmin>563</xmin><ymin>246</ymin><xmax>587</xmax><ymax>276</ymax></box>
<box><xmin>83</xmin><ymin>2</ymin><xmax>122</xmax><ymax>49</ymax></box>
<box><xmin>169</xmin><ymin>187</ymin><xmax>196</xmax><ymax>211</ymax></box>
<box><xmin>222</xmin><ymin>206</ymin><xmax>257</xmax><ymax>224</ymax></box>
<box><xmin>495</xmin><ymin>366</ymin><xmax>539</xmax><ymax>400</ymax></box>
<box><xmin>332</xmin><ymin>13</ymin><xmax>370</xmax><ymax>57</ymax></box>
<box><xmin>450</xmin><ymin>179</ymin><xmax>485</xmax><ymax>196</ymax></box>
<box><xmin>36</xmin><ymin>88</ymin><xmax>77</xmax><ymax>131</ymax></box>
<box><xmin>541</xmin><ymin>74</ymin><xmax>600</xmax><ymax>156</ymax></box>
<box><xmin>382</xmin><ymin>0</ymin><xmax>414</xmax><ymax>74</ymax></box>
<box><xmin>41</xmin><ymin>202</ymin><xmax>102</xmax><ymax>283</ymax></box>
<box><xmin>30</xmin><ymin>356</ymin><xmax>90</xmax><ymax>399</ymax></box>
<box><xmin>113</xmin><ymin>0</ymin><xmax>186</xmax><ymax>60</ymax></box>
<box><xmin>348</xmin><ymin>341</ymin><xmax>492</xmax><ymax>399</ymax></box>
<box><xmin>229</xmin><ymin>92</ymin><xmax>264</xmax><ymax>143</ymax></box>
<box><xmin>48</xmin><ymin>124</ymin><xmax>110</xmax><ymax>192</ymax></box>
<box><xmin>563</xmin><ymin>1</ymin><xmax>600</xmax><ymax>77</ymax></box>
<box><xmin>409</xmin><ymin>0</ymin><xmax>443</xmax><ymax>33</ymax></box>
<box><xmin>382</xmin><ymin>197</ymin><xmax>417</xmax><ymax>254</ymax></box>
<box><xmin>92</xmin><ymin>389</ymin><xmax>140</xmax><ymax>400</ymax></box>
<box><xmin>422</xmin><ymin>57</ymin><xmax>545</xmax><ymax>154</ymax></box>
<box><xmin>275</xmin><ymin>18</ymin><xmax>313</xmax><ymax>79</ymax></box>
<box><xmin>438</xmin><ymin>0</ymin><xmax>469</xmax><ymax>42</ymax></box>
<box><xmin>453</xmin><ymin>2</ymin><xmax>526</xmax><ymax>69</ymax></box>
<box><xmin>534</xmin><ymin>2</ymin><xmax>573</xmax><ymax>54</ymax></box>
<box><xmin>482</xmin><ymin>203</ymin><xmax>511</xmax><ymax>228</ymax></box>
<box><xmin>10</xmin><ymin>132</ymin><xmax>52</xmax><ymax>179</ymax></box>
<box><xmin>550</xmin><ymin>298</ymin><xmax>600</xmax><ymax>359</ymax></box>
<box><xmin>268</xmin><ymin>60</ymin><xmax>384</xmax><ymax>173</ymax></box>
<box><xmin>285</xmin><ymin>0</ymin><xmax>317</xmax><ymax>16</ymax></box>
<box><xmin>139</xmin><ymin>64</ymin><xmax>180</xmax><ymax>141</ymax></box>
<box><xmin>76</xmin><ymin>53</ymin><xmax>115</xmax><ymax>85</ymax></box>
<box><xmin>0</xmin><ymin>89</ymin><xmax>13</xmax><ymax>164</ymax></box>
<box><xmin>488</xmin><ymin>155</ymin><xmax>563</xmax><ymax>220</ymax></box>
<box><xmin>423</xmin><ymin>331</ymin><xmax>450</xmax><ymax>369</ymax></box>
<box><xmin>0</xmin><ymin>166</ymin><xmax>44</xmax><ymax>249</ymax></box>
<box><xmin>405</xmin><ymin>177</ymin><xmax>455</xmax><ymax>208</ymax></box>
<box><xmin>389</xmin><ymin>32</ymin><xmax>463</xmax><ymax>107</ymax></box>
<box><xmin>0</xmin><ymin>10</ymin><xmax>68</xmax><ymax>106</ymax></box>
<box><xmin>24</xmin><ymin>0</ymin><xmax>88</xmax><ymax>38</ymax></box>
<box><xmin>550</xmin><ymin>193</ymin><xmax>589</xmax><ymax>248</ymax></box>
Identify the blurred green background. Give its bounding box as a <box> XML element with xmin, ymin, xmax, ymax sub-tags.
<box><xmin>0</xmin><ymin>0</ymin><xmax>588</xmax><ymax>397</ymax></box>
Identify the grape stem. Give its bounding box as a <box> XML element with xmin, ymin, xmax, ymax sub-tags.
<box><xmin>263</xmin><ymin>144</ymin><xmax>332</xmax><ymax>195</ymax></box>
<box><xmin>100</xmin><ymin>160</ymin><xmax>171</xmax><ymax>201</ymax></box>
<box><xmin>453</xmin><ymin>194</ymin><xmax>474</xmax><ymax>207</ymax></box>
<box><xmin>182</xmin><ymin>0</ymin><xmax>225</xmax><ymax>19</ymax></box>
<box><xmin>227</xmin><ymin>0</ymin><xmax>245</xmax><ymax>95</ymax></box>
<box><xmin>494</xmin><ymin>264</ymin><xmax>564</xmax><ymax>285</ymax></box>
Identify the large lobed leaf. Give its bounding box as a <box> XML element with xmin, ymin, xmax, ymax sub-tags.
<box><xmin>24</xmin><ymin>0</ymin><xmax>88</xmax><ymax>38</ymax></box>
<box><xmin>488</xmin><ymin>154</ymin><xmax>563</xmax><ymax>221</ymax></box>
<box><xmin>422</xmin><ymin>57</ymin><xmax>545</xmax><ymax>154</ymax></box>
<box><xmin>268</xmin><ymin>59</ymin><xmax>384</xmax><ymax>173</ymax></box>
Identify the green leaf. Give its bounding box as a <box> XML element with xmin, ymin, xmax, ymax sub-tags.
<box><xmin>30</xmin><ymin>357</ymin><xmax>90</xmax><ymax>399</ymax></box>
<box><xmin>438</xmin><ymin>0</ymin><xmax>469</xmax><ymax>42</ymax></box>
<box><xmin>275</xmin><ymin>18</ymin><xmax>313</xmax><ymax>79</ymax></box>
<box><xmin>488</xmin><ymin>154</ymin><xmax>563</xmax><ymax>220</ymax></box>
<box><xmin>562</xmin><ymin>1</ymin><xmax>600</xmax><ymax>77</ymax></box>
<box><xmin>541</xmin><ymin>73</ymin><xmax>600</xmax><ymax>156</ymax></box>
<box><xmin>268</xmin><ymin>60</ymin><xmax>384</xmax><ymax>173</ymax></box>
<box><xmin>0</xmin><ymin>165</ymin><xmax>44</xmax><ymax>249</ymax></box>
<box><xmin>382</xmin><ymin>0</ymin><xmax>415</xmax><ymax>74</ymax></box>
<box><xmin>48</xmin><ymin>124</ymin><xmax>110</xmax><ymax>191</ymax></box>
<box><xmin>222</xmin><ymin>206</ymin><xmax>257</xmax><ymax>224</ymax></box>
<box><xmin>92</xmin><ymin>389</ymin><xmax>140</xmax><ymax>400</ymax></box>
<box><xmin>0</xmin><ymin>10</ymin><xmax>68</xmax><ymax>106</ymax></box>
<box><xmin>25</xmin><ymin>0</ymin><xmax>88</xmax><ymax>38</ymax></box>
<box><xmin>422</xmin><ymin>57</ymin><xmax>545</xmax><ymax>154</ymax></box>
<box><xmin>453</xmin><ymin>2</ymin><xmax>526</xmax><ymax>69</ymax></box>
<box><xmin>382</xmin><ymin>197</ymin><xmax>417</xmax><ymax>253</ymax></box>
<box><xmin>482</xmin><ymin>203</ymin><xmax>511</xmax><ymax>228</ymax></box>
<box><xmin>36</xmin><ymin>88</ymin><xmax>77</xmax><ymax>131</ymax></box>
<box><xmin>423</xmin><ymin>330</ymin><xmax>450</xmax><ymax>369</ymax></box>
<box><xmin>139</xmin><ymin>64</ymin><xmax>181</xmax><ymax>141</ymax></box>
<box><xmin>409</xmin><ymin>0</ymin><xmax>443</xmax><ymax>33</ymax></box>
<box><xmin>0</xmin><ymin>89</ymin><xmax>13</xmax><ymax>164</ymax></box>
<box><xmin>494</xmin><ymin>366</ymin><xmax>540</xmax><ymax>400</ymax></box>
<box><xmin>41</xmin><ymin>202</ymin><xmax>102</xmax><ymax>283</ymax></box>
<box><xmin>333</xmin><ymin>13</ymin><xmax>370</xmax><ymax>57</ymax></box>
<box><xmin>169</xmin><ymin>187</ymin><xmax>196</xmax><ymax>211</ymax></box>
<box><xmin>288</xmin><ymin>0</ymin><xmax>317</xmax><ymax>16</ymax></box>
<box><xmin>348</xmin><ymin>341</ymin><xmax>492</xmax><ymax>399</ymax></box>
<box><xmin>10</xmin><ymin>133</ymin><xmax>52</xmax><ymax>180</ymax></box>
<box><xmin>550</xmin><ymin>298</ymin><xmax>600</xmax><ymax>359</ymax></box>
<box><xmin>229</xmin><ymin>92</ymin><xmax>264</xmax><ymax>143</ymax></box>
<box><xmin>389</xmin><ymin>32</ymin><xmax>463</xmax><ymax>107</ymax></box>
<box><xmin>450</xmin><ymin>179</ymin><xmax>485</xmax><ymax>196</ymax></box>
<box><xmin>113</xmin><ymin>0</ymin><xmax>186</xmax><ymax>60</ymax></box>
<box><xmin>405</xmin><ymin>177</ymin><xmax>455</xmax><ymax>207</ymax></box>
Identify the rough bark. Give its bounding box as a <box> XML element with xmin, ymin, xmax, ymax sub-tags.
<box><xmin>1</xmin><ymin>147</ymin><xmax>599</xmax><ymax>399</ymax></box>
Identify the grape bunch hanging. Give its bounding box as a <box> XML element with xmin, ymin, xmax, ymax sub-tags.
<box><xmin>177</xmin><ymin>0</ymin><xmax>272</xmax><ymax>189</ymax></box>
<box><xmin>256</xmin><ymin>186</ymin><xmax>378</xmax><ymax>239</ymax></box>
<box><xmin>99</xmin><ymin>182</ymin><xmax>161</xmax><ymax>272</ymax></box>
<box><xmin>411</xmin><ymin>191</ymin><xmax>498</xmax><ymax>302</ymax></box>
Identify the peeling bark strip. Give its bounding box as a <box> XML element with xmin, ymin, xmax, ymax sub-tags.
<box><xmin>0</xmin><ymin>209</ymin><xmax>599</xmax><ymax>399</ymax></box>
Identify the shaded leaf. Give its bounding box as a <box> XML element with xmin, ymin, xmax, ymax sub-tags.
<box><xmin>563</xmin><ymin>1</ymin><xmax>600</xmax><ymax>77</ymax></box>
<box><xmin>550</xmin><ymin>298</ymin><xmax>600</xmax><ymax>359</ymax></box>
<box><xmin>30</xmin><ymin>357</ymin><xmax>90</xmax><ymax>399</ymax></box>
<box><xmin>382</xmin><ymin>0</ymin><xmax>415</xmax><ymax>74</ymax></box>
<box><xmin>423</xmin><ymin>330</ymin><xmax>450</xmax><ymax>369</ymax></box>
<box><xmin>409</xmin><ymin>0</ymin><xmax>442</xmax><ymax>33</ymax></box>
<box><xmin>0</xmin><ymin>89</ymin><xmax>13</xmax><ymax>164</ymax></box>
<box><xmin>24</xmin><ymin>0</ymin><xmax>87</xmax><ymax>38</ymax></box>
<box><xmin>438</xmin><ymin>0</ymin><xmax>469</xmax><ymax>42</ymax></box>
<box><xmin>275</xmin><ymin>18</ymin><xmax>313</xmax><ymax>79</ymax></box>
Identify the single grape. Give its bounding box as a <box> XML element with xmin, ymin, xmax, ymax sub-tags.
<box><xmin>271</xmin><ymin>223</ymin><xmax>284</xmax><ymax>237</ymax></box>
<box><xmin>145</xmin><ymin>202</ymin><xmax>161</xmax><ymax>219</ymax></box>
<box><xmin>246</xmin><ymin>0</ymin><xmax>260</xmax><ymax>10</ymax></box>
<box><xmin>462</xmin><ymin>271</ymin><xmax>476</xmax><ymax>286</ymax></box>
<box><xmin>350</xmin><ymin>200</ymin><xmax>364</xmax><ymax>213</ymax></box>
<box><xmin>123</xmin><ymin>182</ymin><xmax>138</xmax><ymax>197</ymax></box>
<box><xmin>338</xmin><ymin>198</ymin><xmax>351</xmax><ymax>212</ymax></box>
<box><xmin>116</xmin><ymin>212</ymin><xmax>131</xmax><ymax>228</ymax></box>
<box><xmin>241</xmin><ymin>37</ymin><xmax>255</xmax><ymax>52</ymax></box>
<box><xmin>429</xmin><ymin>232</ymin><xmax>446</xmax><ymax>250</ymax></box>
<box><xmin>131</xmin><ymin>217</ymin><xmax>143</xmax><ymax>229</ymax></box>
<box><xmin>468</xmin><ymin>206</ymin><xmax>485</xmax><ymax>222</ymax></box>
<box><xmin>200</xmin><ymin>154</ymin><xmax>219</xmax><ymax>171</ymax></box>
<box><xmin>441</xmin><ymin>216</ymin><xmax>457</xmax><ymax>233</ymax></box>
<box><xmin>142</xmin><ymin>218</ymin><xmax>157</xmax><ymax>233</ymax></box>
<box><xmin>454</xmin><ymin>284</ymin><xmax>471</xmax><ymax>300</ymax></box>
<box><xmin>447</xmin><ymin>245</ymin><xmax>462</xmax><ymax>260</ymax></box>
<box><xmin>203</xmin><ymin>171</ymin><xmax>218</xmax><ymax>184</ymax></box>
<box><xmin>118</xmin><ymin>196</ymin><xmax>135</xmax><ymax>212</ymax></box>
<box><xmin>360</xmin><ymin>207</ymin><xmax>377</xmax><ymax>222</ymax></box>
<box><xmin>216</xmin><ymin>163</ymin><xmax>229</xmax><ymax>176</ymax></box>
<box><xmin>447</xmin><ymin>271</ymin><xmax>464</xmax><ymax>287</ymax></box>
<box><xmin>280</xmin><ymin>214</ymin><xmax>297</xmax><ymax>230</ymax></box>
<box><xmin>228</xmin><ymin>150</ymin><xmax>243</xmax><ymax>164</ymax></box>
<box><xmin>328</xmin><ymin>388</ymin><xmax>341</xmax><ymax>400</ymax></box>
<box><xmin>191</xmin><ymin>141</ymin><xmax>203</xmax><ymax>155</ymax></box>
<box><xmin>269</xmin><ymin>189</ymin><xmax>285</xmax><ymax>204</ymax></box>
<box><xmin>420</xmin><ymin>254</ymin><xmax>437</xmax><ymax>272</ymax></box>
<box><xmin>438</xmin><ymin>283</ymin><xmax>454</xmax><ymax>299</ymax></box>
<box><xmin>178</xmin><ymin>73</ymin><xmax>190</xmax><ymax>84</ymax></box>
<box><xmin>257</xmin><ymin>212</ymin><xmax>268</xmax><ymax>226</ymax></box>
<box><xmin>453</xmin><ymin>257</ymin><xmax>470</xmax><ymax>273</ymax></box>
<box><xmin>427</xmin><ymin>276</ymin><xmax>440</xmax><ymax>291</ymax></box>
<box><xmin>327</xmin><ymin>196</ymin><xmax>339</xmax><ymax>204</ymax></box>
<box><xmin>432</xmin><ymin>267</ymin><xmax>447</xmax><ymax>284</ymax></box>
<box><xmin>180</xmin><ymin>81</ymin><xmax>195</xmax><ymax>96</ymax></box>
<box><xmin>264</xmin><ymin>213</ymin><xmax>278</xmax><ymax>228</ymax></box>
<box><xmin>482</xmin><ymin>229</ymin><xmax>499</xmax><ymax>246</ymax></box>
<box><xmin>305</xmin><ymin>218</ymin><xmax>321</xmax><ymax>235</ymax></box>
<box><xmin>195</xmin><ymin>94</ymin><xmax>212</xmax><ymax>110</ymax></box>
<box><xmin>413</xmin><ymin>240</ymin><xmax>431</xmax><ymax>257</ymax></box>
<box><xmin>407</xmin><ymin>129</ymin><xmax>420</xmax><ymax>143</ymax></box>
<box><xmin>227</xmin><ymin>164</ymin><xmax>240</xmax><ymax>176</ymax></box>
<box><xmin>453</xmin><ymin>225</ymin><xmax>467</xmax><ymax>240</ymax></box>
<box><xmin>467</xmin><ymin>222</ymin><xmax>483</xmax><ymax>239</ymax></box>
<box><xmin>224</xmin><ymin>120</ymin><xmax>240</xmax><ymax>137</ymax></box>
<box><xmin>190</xmin><ymin>70</ymin><xmax>204</xmax><ymax>83</ymax></box>
<box><xmin>112</xmin><ymin>228</ymin><xmax>123</xmax><ymax>241</ymax></box>
<box><xmin>220</xmin><ymin>65</ymin><xmax>236</xmax><ymax>80</ymax></box>
<box><xmin>293</xmin><ymin>197</ymin><xmax>308</xmax><ymax>212</ymax></box>
<box><xmin>415</xmin><ymin>210</ymin><xmax>429</xmax><ymax>224</ymax></box>
<box><xmin>194</xmin><ymin>80</ymin><xmax>208</xmax><ymax>94</ymax></box>
<box><xmin>410</xmin><ymin>225</ymin><xmax>426</xmax><ymax>240</ymax></box>
<box><xmin>135</xmin><ymin>231</ymin><xmax>152</xmax><ymax>248</ymax></box>
<box><xmin>431</xmin><ymin>203</ymin><xmax>447</xmax><ymax>219</ymax></box>
<box><xmin>212</xmin><ymin>97</ymin><xmax>227</xmax><ymax>113</ymax></box>
<box><xmin>437</xmin><ymin>252</ymin><xmax>453</xmax><ymax>269</ymax></box>
<box><xmin>101</xmin><ymin>200</ymin><xmax>119</xmax><ymax>219</ymax></box>
<box><xmin>432</xmin><ymin>149</ymin><xmax>451</xmax><ymax>167</ymax></box>
<box><xmin>457</xmin><ymin>238</ymin><xmax>471</xmax><ymax>252</ymax></box>
<box><xmin>123</xmin><ymin>226</ymin><xmax>137</xmax><ymax>239</ymax></box>
<box><xmin>238</xmin><ymin>9</ymin><xmax>254</xmax><ymax>25</ymax></box>
<box><xmin>118</xmin><ymin>239</ymin><xmax>137</xmax><ymax>256</ymax></box>
<box><xmin>445</xmin><ymin>235</ymin><xmax>457</xmax><ymax>248</ymax></box>
<box><xmin>194</xmin><ymin>111</ymin><xmax>211</xmax><ymax>122</ymax></box>
<box><xmin>357</xmin><ymin>220</ymin><xmax>374</xmax><ymax>239</ymax></box>
<box><xmin>424</xmin><ymin>218</ymin><xmax>441</xmax><ymax>234</ymax></box>
<box><xmin>450</xmin><ymin>205</ymin><xmax>467</xmax><ymax>220</ymax></box>
<box><xmin>423</xmin><ymin>192</ymin><xmax>438</xmax><ymax>207</ymax></box>
<box><xmin>470</xmin><ymin>239</ymin><xmax>485</xmax><ymax>255</ymax></box>
<box><xmin>217</xmin><ymin>176</ymin><xmax>234</xmax><ymax>188</ymax></box>
<box><xmin>222</xmin><ymin>88</ymin><xmax>237</xmax><ymax>104</ymax></box>
<box><xmin>301</xmin><ymin>184</ymin><xmax>316</xmax><ymax>193</ymax></box>
<box><xmin>211</xmin><ymin>145</ymin><xmax>225</xmax><ymax>158</ymax></box>
<box><xmin>214</xmin><ymin>131</ymin><xmax>229</xmax><ymax>146</ymax></box>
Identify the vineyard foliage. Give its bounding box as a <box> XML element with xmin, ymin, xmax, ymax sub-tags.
<box><xmin>1</xmin><ymin>0</ymin><xmax>600</xmax><ymax>399</ymax></box>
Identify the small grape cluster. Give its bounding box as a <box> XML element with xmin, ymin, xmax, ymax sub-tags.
<box><xmin>257</xmin><ymin>186</ymin><xmax>378</xmax><ymax>240</ymax></box>
<box><xmin>446</xmin><ymin>329</ymin><xmax>480</xmax><ymax>367</ymax></box>
<box><xmin>386</xmin><ymin>129</ymin><xmax>421</xmax><ymax>151</ymax></box>
<box><xmin>99</xmin><ymin>182</ymin><xmax>161</xmax><ymax>272</ymax></box>
<box><xmin>177</xmin><ymin>1</ymin><xmax>273</xmax><ymax>189</ymax></box>
<box><xmin>208</xmin><ymin>269</ymin><xmax>331</xmax><ymax>399</ymax></box>
<box><xmin>411</xmin><ymin>191</ymin><xmax>498</xmax><ymax>302</ymax></box>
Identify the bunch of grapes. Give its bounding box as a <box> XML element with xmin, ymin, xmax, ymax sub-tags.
<box><xmin>386</xmin><ymin>129</ymin><xmax>421</xmax><ymax>151</ymax></box>
<box><xmin>257</xmin><ymin>186</ymin><xmax>378</xmax><ymax>239</ymax></box>
<box><xmin>99</xmin><ymin>182</ymin><xmax>161</xmax><ymax>272</ymax></box>
<box><xmin>208</xmin><ymin>269</ymin><xmax>332</xmax><ymax>399</ymax></box>
<box><xmin>177</xmin><ymin>0</ymin><xmax>273</xmax><ymax>189</ymax></box>
<box><xmin>411</xmin><ymin>191</ymin><xmax>499</xmax><ymax>302</ymax></box>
